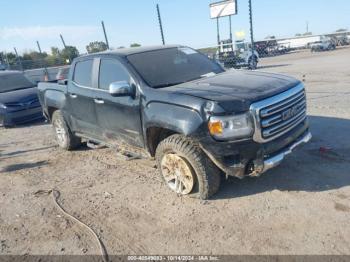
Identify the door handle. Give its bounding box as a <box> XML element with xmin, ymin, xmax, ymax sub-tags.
<box><xmin>94</xmin><ymin>98</ymin><xmax>105</xmax><ymax>104</ymax></box>
<box><xmin>69</xmin><ymin>94</ymin><xmax>77</xmax><ymax>98</ymax></box>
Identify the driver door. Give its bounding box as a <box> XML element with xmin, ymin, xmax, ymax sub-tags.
<box><xmin>93</xmin><ymin>57</ymin><xmax>143</xmax><ymax>148</ymax></box>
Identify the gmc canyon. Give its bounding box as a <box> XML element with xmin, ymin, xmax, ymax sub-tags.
<box><xmin>37</xmin><ymin>45</ymin><xmax>311</xmax><ymax>199</ymax></box>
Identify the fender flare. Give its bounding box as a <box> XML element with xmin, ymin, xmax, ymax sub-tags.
<box><xmin>143</xmin><ymin>102</ymin><xmax>204</xmax><ymax>136</ymax></box>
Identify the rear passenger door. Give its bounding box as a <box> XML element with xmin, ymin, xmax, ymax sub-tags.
<box><xmin>67</xmin><ymin>58</ymin><xmax>100</xmax><ymax>138</ymax></box>
<box><xmin>93</xmin><ymin>58</ymin><xmax>143</xmax><ymax>148</ymax></box>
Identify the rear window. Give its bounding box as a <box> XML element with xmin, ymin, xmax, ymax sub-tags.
<box><xmin>73</xmin><ymin>60</ymin><xmax>93</xmax><ymax>87</ymax></box>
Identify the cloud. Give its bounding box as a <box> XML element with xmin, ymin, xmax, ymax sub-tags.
<box><xmin>0</xmin><ymin>25</ymin><xmax>99</xmax><ymax>41</ymax></box>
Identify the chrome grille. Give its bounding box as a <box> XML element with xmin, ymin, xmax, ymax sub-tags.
<box><xmin>250</xmin><ymin>84</ymin><xmax>307</xmax><ymax>143</ymax></box>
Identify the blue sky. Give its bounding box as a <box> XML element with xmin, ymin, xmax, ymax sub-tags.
<box><xmin>0</xmin><ymin>0</ymin><xmax>349</xmax><ymax>54</ymax></box>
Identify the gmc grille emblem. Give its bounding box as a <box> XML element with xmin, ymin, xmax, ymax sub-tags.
<box><xmin>282</xmin><ymin>105</ymin><xmax>300</xmax><ymax>121</ymax></box>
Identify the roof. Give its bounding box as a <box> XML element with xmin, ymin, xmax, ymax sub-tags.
<box><xmin>81</xmin><ymin>44</ymin><xmax>182</xmax><ymax>58</ymax></box>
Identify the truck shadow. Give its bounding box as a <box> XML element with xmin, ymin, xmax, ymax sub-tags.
<box><xmin>214</xmin><ymin>115</ymin><xmax>350</xmax><ymax>200</ymax></box>
<box><xmin>0</xmin><ymin>160</ymin><xmax>48</xmax><ymax>173</ymax></box>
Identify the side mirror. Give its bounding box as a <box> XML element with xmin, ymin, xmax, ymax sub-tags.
<box><xmin>109</xmin><ymin>81</ymin><xmax>134</xmax><ymax>97</ymax></box>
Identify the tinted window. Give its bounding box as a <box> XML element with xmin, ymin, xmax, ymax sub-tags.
<box><xmin>99</xmin><ymin>59</ymin><xmax>130</xmax><ymax>90</ymax></box>
<box><xmin>127</xmin><ymin>47</ymin><xmax>224</xmax><ymax>88</ymax></box>
<box><xmin>73</xmin><ymin>60</ymin><xmax>93</xmax><ymax>87</ymax></box>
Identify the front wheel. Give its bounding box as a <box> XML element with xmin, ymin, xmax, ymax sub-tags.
<box><xmin>248</xmin><ymin>56</ymin><xmax>258</xmax><ymax>70</ymax></box>
<box><xmin>155</xmin><ymin>135</ymin><xmax>221</xmax><ymax>199</ymax></box>
<box><xmin>52</xmin><ymin>110</ymin><xmax>81</xmax><ymax>150</ymax></box>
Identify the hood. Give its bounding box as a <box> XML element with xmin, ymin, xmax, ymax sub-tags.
<box><xmin>0</xmin><ymin>87</ymin><xmax>39</xmax><ymax>105</ymax></box>
<box><xmin>164</xmin><ymin>70</ymin><xmax>301</xmax><ymax>112</ymax></box>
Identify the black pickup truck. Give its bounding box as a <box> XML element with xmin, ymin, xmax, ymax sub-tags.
<box><xmin>37</xmin><ymin>45</ymin><xmax>311</xmax><ymax>199</ymax></box>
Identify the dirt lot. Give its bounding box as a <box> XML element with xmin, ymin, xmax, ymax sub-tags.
<box><xmin>1</xmin><ymin>47</ymin><xmax>350</xmax><ymax>256</ymax></box>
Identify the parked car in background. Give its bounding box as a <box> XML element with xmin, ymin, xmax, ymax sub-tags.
<box><xmin>0</xmin><ymin>71</ymin><xmax>43</xmax><ymax>127</ymax></box>
<box><xmin>38</xmin><ymin>45</ymin><xmax>311</xmax><ymax>199</ymax></box>
<box><xmin>310</xmin><ymin>37</ymin><xmax>336</xmax><ymax>52</ymax></box>
<box><xmin>216</xmin><ymin>40</ymin><xmax>259</xmax><ymax>69</ymax></box>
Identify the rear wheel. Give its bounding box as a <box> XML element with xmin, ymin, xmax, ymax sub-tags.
<box><xmin>52</xmin><ymin>110</ymin><xmax>81</xmax><ymax>150</ymax></box>
<box><xmin>155</xmin><ymin>135</ymin><xmax>221</xmax><ymax>199</ymax></box>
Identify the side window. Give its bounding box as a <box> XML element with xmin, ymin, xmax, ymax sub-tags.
<box><xmin>99</xmin><ymin>59</ymin><xmax>130</xmax><ymax>90</ymax></box>
<box><xmin>73</xmin><ymin>60</ymin><xmax>93</xmax><ymax>87</ymax></box>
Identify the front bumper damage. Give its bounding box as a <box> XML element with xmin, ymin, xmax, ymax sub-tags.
<box><xmin>198</xmin><ymin>121</ymin><xmax>311</xmax><ymax>179</ymax></box>
<box><xmin>261</xmin><ymin>131</ymin><xmax>311</xmax><ymax>173</ymax></box>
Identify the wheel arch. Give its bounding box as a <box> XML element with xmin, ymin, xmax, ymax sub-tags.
<box><xmin>143</xmin><ymin>102</ymin><xmax>204</xmax><ymax>156</ymax></box>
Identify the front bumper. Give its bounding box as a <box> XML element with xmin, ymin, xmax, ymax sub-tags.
<box><xmin>260</xmin><ymin>131</ymin><xmax>311</xmax><ymax>173</ymax></box>
<box><xmin>198</xmin><ymin>120</ymin><xmax>311</xmax><ymax>178</ymax></box>
<box><xmin>0</xmin><ymin>106</ymin><xmax>44</xmax><ymax>127</ymax></box>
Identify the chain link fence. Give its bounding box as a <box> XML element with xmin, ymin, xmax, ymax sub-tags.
<box><xmin>2</xmin><ymin>57</ymin><xmax>69</xmax><ymax>71</ymax></box>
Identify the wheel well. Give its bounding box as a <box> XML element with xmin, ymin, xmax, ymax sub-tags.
<box><xmin>146</xmin><ymin>127</ymin><xmax>178</xmax><ymax>157</ymax></box>
<box><xmin>47</xmin><ymin>107</ymin><xmax>58</xmax><ymax>121</ymax></box>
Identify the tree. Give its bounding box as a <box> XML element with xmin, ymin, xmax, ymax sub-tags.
<box><xmin>51</xmin><ymin>47</ymin><xmax>60</xmax><ymax>57</ymax></box>
<box><xmin>295</xmin><ymin>33</ymin><xmax>302</xmax><ymax>37</ymax></box>
<box><xmin>2</xmin><ymin>52</ymin><xmax>18</xmax><ymax>65</ymax></box>
<box><xmin>61</xmin><ymin>46</ymin><xmax>79</xmax><ymax>63</ymax></box>
<box><xmin>265</xmin><ymin>35</ymin><xmax>276</xmax><ymax>39</ymax></box>
<box><xmin>130</xmin><ymin>43</ymin><xmax>141</xmax><ymax>48</ymax></box>
<box><xmin>22</xmin><ymin>51</ymin><xmax>48</xmax><ymax>61</ymax></box>
<box><xmin>86</xmin><ymin>41</ymin><xmax>108</xmax><ymax>54</ymax></box>
<box><xmin>303</xmin><ymin>32</ymin><xmax>312</xmax><ymax>36</ymax></box>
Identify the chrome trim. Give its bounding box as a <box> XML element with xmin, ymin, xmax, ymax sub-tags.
<box><xmin>260</xmin><ymin>91</ymin><xmax>305</xmax><ymax>117</ymax></box>
<box><xmin>250</xmin><ymin>83</ymin><xmax>307</xmax><ymax>143</ymax></box>
<box><xmin>262</xmin><ymin>108</ymin><xmax>306</xmax><ymax>137</ymax></box>
<box><xmin>262</xmin><ymin>131</ymin><xmax>312</xmax><ymax>173</ymax></box>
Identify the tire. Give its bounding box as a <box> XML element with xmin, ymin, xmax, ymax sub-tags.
<box><xmin>248</xmin><ymin>56</ymin><xmax>258</xmax><ymax>70</ymax></box>
<box><xmin>51</xmin><ymin>110</ymin><xmax>81</xmax><ymax>150</ymax></box>
<box><xmin>155</xmin><ymin>134</ymin><xmax>221</xmax><ymax>199</ymax></box>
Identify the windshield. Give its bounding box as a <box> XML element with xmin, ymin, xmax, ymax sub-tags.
<box><xmin>0</xmin><ymin>72</ymin><xmax>35</xmax><ymax>93</ymax></box>
<box><xmin>127</xmin><ymin>47</ymin><xmax>224</xmax><ymax>88</ymax></box>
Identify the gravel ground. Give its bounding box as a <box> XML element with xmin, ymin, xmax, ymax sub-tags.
<box><xmin>0</xmin><ymin>47</ymin><xmax>350</xmax><ymax>256</ymax></box>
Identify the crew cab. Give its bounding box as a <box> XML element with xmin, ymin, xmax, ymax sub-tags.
<box><xmin>37</xmin><ymin>45</ymin><xmax>311</xmax><ymax>199</ymax></box>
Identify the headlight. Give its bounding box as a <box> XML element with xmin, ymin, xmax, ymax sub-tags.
<box><xmin>0</xmin><ymin>103</ymin><xmax>7</xmax><ymax>109</ymax></box>
<box><xmin>208</xmin><ymin>113</ymin><xmax>254</xmax><ymax>140</ymax></box>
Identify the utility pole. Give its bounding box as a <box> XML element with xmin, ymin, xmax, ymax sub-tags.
<box><xmin>306</xmin><ymin>21</ymin><xmax>309</xmax><ymax>33</ymax></box>
<box><xmin>101</xmin><ymin>21</ymin><xmax>110</xmax><ymax>49</ymax></box>
<box><xmin>60</xmin><ymin>34</ymin><xmax>67</xmax><ymax>49</ymax></box>
<box><xmin>229</xmin><ymin>15</ymin><xmax>232</xmax><ymax>42</ymax></box>
<box><xmin>36</xmin><ymin>41</ymin><xmax>49</xmax><ymax>80</ymax></box>
<box><xmin>216</xmin><ymin>17</ymin><xmax>220</xmax><ymax>45</ymax></box>
<box><xmin>248</xmin><ymin>0</ymin><xmax>255</xmax><ymax>60</ymax></box>
<box><xmin>59</xmin><ymin>34</ymin><xmax>72</xmax><ymax>64</ymax></box>
<box><xmin>13</xmin><ymin>47</ymin><xmax>23</xmax><ymax>71</ymax></box>
<box><xmin>36</xmin><ymin>41</ymin><xmax>43</xmax><ymax>53</ymax></box>
<box><xmin>156</xmin><ymin>4</ymin><xmax>165</xmax><ymax>45</ymax></box>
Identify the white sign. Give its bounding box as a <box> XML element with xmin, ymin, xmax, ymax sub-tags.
<box><xmin>210</xmin><ymin>0</ymin><xmax>237</xmax><ymax>19</ymax></box>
